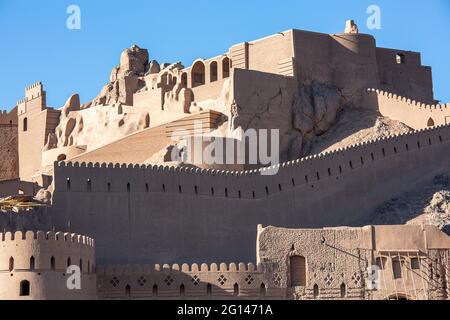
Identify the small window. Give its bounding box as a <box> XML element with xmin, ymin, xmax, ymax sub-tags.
<box><xmin>392</xmin><ymin>258</ymin><xmax>403</xmax><ymax>279</ymax></box>
<box><xmin>233</xmin><ymin>283</ymin><xmax>239</xmax><ymax>296</ymax></box>
<box><xmin>153</xmin><ymin>284</ymin><xmax>158</xmax><ymax>296</ymax></box>
<box><xmin>23</xmin><ymin>117</ymin><xmax>28</xmax><ymax>132</ymax></box>
<box><xmin>30</xmin><ymin>257</ymin><xmax>35</xmax><ymax>271</ymax></box>
<box><xmin>340</xmin><ymin>283</ymin><xmax>347</xmax><ymax>298</ymax></box>
<box><xmin>67</xmin><ymin>178</ymin><xmax>71</xmax><ymax>191</ymax></box>
<box><xmin>9</xmin><ymin>257</ymin><xmax>14</xmax><ymax>271</ymax></box>
<box><xmin>57</xmin><ymin>154</ymin><xmax>67</xmax><ymax>161</ymax></box>
<box><xmin>427</xmin><ymin>118</ymin><xmax>435</xmax><ymax>127</ymax></box>
<box><xmin>125</xmin><ymin>285</ymin><xmax>131</xmax><ymax>297</ymax></box>
<box><xmin>87</xmin><ymin>179</ymin><xmax>92</xmax><ymax>192</ymax></box>
<box><xmin>50</xmin><ymin>256</ymin><xmax>55</xmax><ymax>271</ymax></box>
<box><xmin>107</xmin><ymin>183</ymin><xmax>111</xmax><ymax>192</ymax></box>
<box><xmin>206</xmin><ymin>283</ymin><xmax>212</xmax><ymax>296</ymax></box>
<box><xmin>67</xmin><ymin>257</ymin><xmax>72</xmax><ymax>267</ymax></box>
<box><xmin>127</xmin><ymin>183</ymin><xmax>131</xmax><ymax>193</ymax></box>
<box><xmin>20</xmin><ymin>280</ymin><xmax>30</xmax><ymax>296</ymax></box>
<box><xmin>313</xmin><ymin>284</ymin><xmax>319</xmax><ymax>299</ymax></box>
<box><xmin>180</xmin><ymin>284</ymin><xmax>185</xmax><ymax>296</ymax></box>
<box><xmin>396</xmin><ymin>53</ymin><xmax>406</xmax><ymax>64</ymax></box>
<box><xmin>376</xmin><ymin>257</ymin><xmax>387</xmax><ymax>270</ymax></box>
<box><xmin>410</xmin><ymin>258</ymin><xmax>420</xmax><ymax>270</ymax></box>
<box><xmin>260</xmin><ymin>283</ymin><xmax>266</xmax><ymax>297</ymax></box>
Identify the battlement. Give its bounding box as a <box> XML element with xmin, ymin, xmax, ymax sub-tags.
<box><xmin>25</xmin><ymin>81</ymin><xmax>43</xmax><ymax>92</ymax></box>
<box><xmin>0</xmin><ymin>230</ymin><xmax>94</xmax><ymax>247</ymax></box>
<box><xmin>364</xmin><ymin>88</ymin><xmax>450</xmax><ymax>129</ymax></box>
<box><xmin>0</xmin><ymin>230</ymin><xmax>95</xmax><ymax>274</ymax></box>
<box><xmin>366</xmin><ymin>88</ymin><xmax>450</xmax><ymax>110</ymax></box>
<box><xmin>96</xmin><ymin>261</ymin><xmax>282</xmax><ymax>299</ymax></box>
<box><xmin>98</xmin><ymin>262</ymin><xmax>261</xmax><ymax>275</ymax></box>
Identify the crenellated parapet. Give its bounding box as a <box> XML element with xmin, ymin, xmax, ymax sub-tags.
<box><xmin>0</xmin><ymin>230</ymin><xmax>96</xmax><ymax>300</ymax></box>
<box><xmin>53</xmin><ymin>122</ymin><xmax>450</xmax><ymax>199</ymax></box>
<box><xmin>97</xmin><ymin>261</ymin><xmax>284</xmax><ymax>299</ymax></box>
<box><xmin>363</xmin><ymin>88</ymin><xmax>450</xmax><ymax>129</ymax></box>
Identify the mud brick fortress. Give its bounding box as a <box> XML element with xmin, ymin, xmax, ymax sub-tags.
<box><xmin>0</xmin><ymin>21</ymin><xmax>450</xmax><ymax>300</ymax></box>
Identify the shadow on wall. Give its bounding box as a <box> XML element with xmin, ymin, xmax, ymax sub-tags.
<box><xmin>98</xmin><ymin>268</ymin><xmax>271</xmax><ymax>300</ymax></box>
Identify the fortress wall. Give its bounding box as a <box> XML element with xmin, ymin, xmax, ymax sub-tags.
<box><xmin>0</xmin><ymin>125</ymin><xmax>19</xmax><ymax>181</ymax></box>
<box><xmin>96</xmin><ymin>262</ymin><xmax>286</xmax><ymax>299</ymax></box>
<box><xmin>293</xmin><ymin>30</ymin><xmax>332</xmax><ymax>84</ymax></box>
<box><xmin>0</xmin><ymin>107</ymin><xmax>18</xmax><ymax>125</ymax></box>
<box><xmin>50</xmin><ymin>124</ymin><xmax>450</xmax><ymax>265</ymax></box>
<box><xmin>247</xmin><ymin>30</ymin><xmax>294</xmax><ymax>75</ymax></box>
<box><xmin>18</xmin><ymin>108</ymin><xmax>54</xmax><ymax>182</ymax></box>
<box><xmin>376</xmin><ymin>48</ymin><xmax>434</xmax><ymax>103</ymax></box>
<box><xmin>329</xmin><ymin>33</ymin><xmax>379</xmax><ymax>104</ymax></box>
<box><xmin>363</xmin><ymin>89</ymin><xmax>450</xmax><ymax>129</ymax></box>
<box><xmin>0</xmin><ymin>230</ymin><xmax>96</xmax><ymax>300</ymax></box>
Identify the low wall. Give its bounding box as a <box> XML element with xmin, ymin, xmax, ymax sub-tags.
<box><xmin>97</xmin><ymin>262</ymin><xmax>284</xmax><ymax>300</ymax></box>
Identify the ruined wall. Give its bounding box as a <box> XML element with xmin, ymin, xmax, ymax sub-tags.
<box><xmin>49</xmin><ymin>123</ymin><xmax>450</xmax><ymax>265</ymax></box>
<box><xmin>363</xmin><ymin>89</ymin><xmax>450</xmax><ymax>129</ymax></box>
<box><xmin>0</xmin><ymin>230</ymin><xmax>96</xmax><ymax>300</ymax></box>
<box><xmin>0</xmin><ymin>124</ymin><xmax>18</xmax><ymax>181</ymax></box>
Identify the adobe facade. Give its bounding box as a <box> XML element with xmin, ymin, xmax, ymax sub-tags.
<box><xmin>0</xmin><ymin>21</ymin><xmax>449</xmax><ymax>300</ymax></box>
<box><xmin>2</xmin><ymin>225</ymin><xmax>449</xmax><ymax>300</ymax></box>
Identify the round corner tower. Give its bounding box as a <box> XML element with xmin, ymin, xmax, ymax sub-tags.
<box><xmin>0</xmin><ymin>230</ymin><xmax>96</xmax><ymax>300</ymax></box>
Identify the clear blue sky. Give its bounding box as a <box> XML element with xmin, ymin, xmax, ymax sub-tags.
<box><xmin>0</xmin><ymin>0</ymin><xmax>449</xmax><ymax>110</ymax></box>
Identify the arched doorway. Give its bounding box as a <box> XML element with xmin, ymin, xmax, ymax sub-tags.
<box><xmin>222</xmin><ymin>57</ymin><xmax>230</xmax><ymax>78</ymax></box>
<box><xmin>290</xmin><ymin>255</ymin><xmax>306</xmax><ymax>287</ymax></box>
<box><xmin>210</xmin><ymin>61</ymin><xmax>218</xmax><ymax>82</ymax></box>
<box><xmin>191</xmin><ymin>61</ymin><xmax>205</xmax><ymax>87</ymax></box>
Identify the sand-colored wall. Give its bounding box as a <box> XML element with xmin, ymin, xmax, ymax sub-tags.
<box><xmin>376</xmin><ymin>48</ymin><xmax>434</xmax><ymax>103</ymax></box>
<box><xmin>0</xmin><ymin>125</ymin><xmax>18</xmax><ymax>181</ymax></box>
<box><xmin>97</xmin><ymin>262</ymin><xmax>284</xmax><ymax>300</ymax></box>
<box><xmin>0</xmin><ymin>230</ymin><xmax>96</xmax><ymax>300</ymax></box>
<box><xmin>257</xmin><ymin>225</ymin><xmax>450</xmax><ymax>300</ymax></box>
<box><xmin>50</xmin><ymin>123</ymin><xmax>450</xmax><ymax>266</ymax></box>
<box><xmin>17</xmin><ymin>83</ymin><xmax>61</xmax><ymax>182</ymax></box>
<box><xmin>363</xmin><ymin>89</ymin><xmax>450</xmax><ymax>129</ymax></box>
